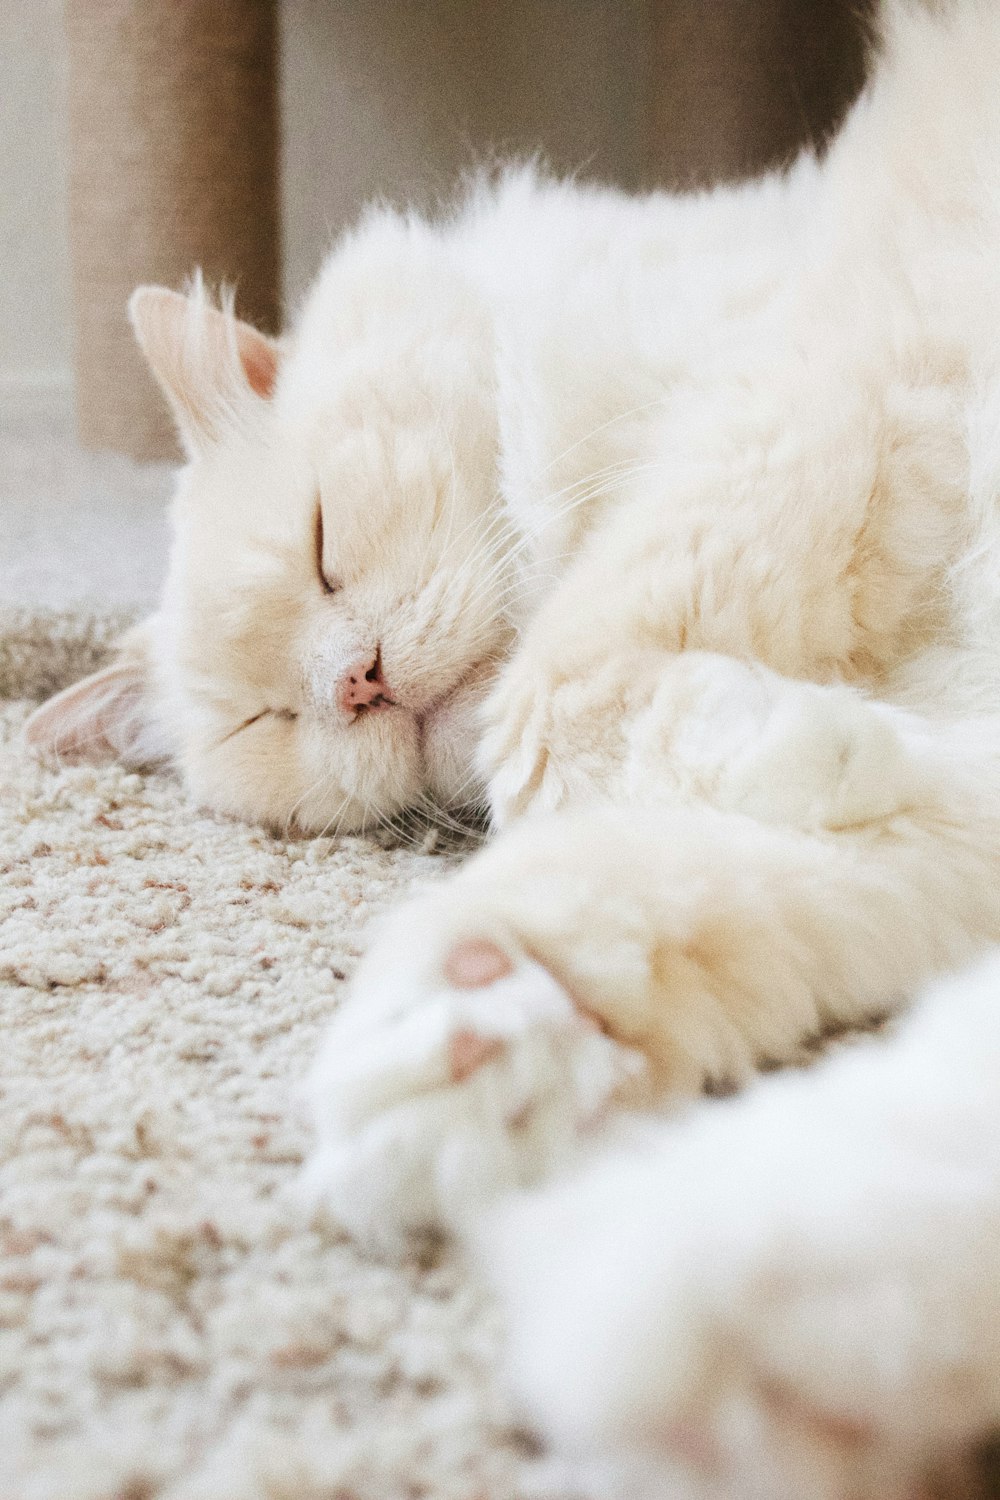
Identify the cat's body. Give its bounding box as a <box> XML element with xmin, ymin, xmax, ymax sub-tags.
<box><xmin>26</xmin><ymin>0</ymin><xmax>1000</xmax><ymax>1488</ymax></box>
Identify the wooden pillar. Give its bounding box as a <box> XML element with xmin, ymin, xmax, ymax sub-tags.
<box><xmin>65</xmin><ymin>0</ymin><xmax>280</xmax><ymax>460</ymax></box>
<box><xmin>647</xmin><ymin>0</ymin><xmax>874</xmax><ymax>190</ymax></box>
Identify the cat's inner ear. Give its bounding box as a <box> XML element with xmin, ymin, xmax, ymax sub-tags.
<box><xmin>129</xmin><ymin>284</ymin><xmax>281</xmax><ymax>452</ymax></box>
<box><xmin>23</xmin><ymin>626</ymin><xmax>170</xmax><ymax>770</ymax></box>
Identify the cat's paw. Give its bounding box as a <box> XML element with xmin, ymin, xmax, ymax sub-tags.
<box><xmin>301</xmin><ymin>901</ymin><xmax>647</xmax><ymax>1257</ymax></box>
<box><xmin>480</xmin><ymin>645</ymin><xmax>665</xmax><ymax>825</ymax></box>
<box><xmin>477</xmin><ymin>1123</ymin><xmax>904</xmax><ymax>1500</ymax></box>
<box><xmin>484</xmin><ymin>643</ymin><xmax>929</xmax><ymax>835</ymax></box>
<box><xmin>476</xmin><ymin>966</ymin><xmax>1000</xmax><ymax>1500</ymax></box>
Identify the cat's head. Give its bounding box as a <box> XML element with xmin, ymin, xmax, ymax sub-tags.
<box><xmin>27</xmin><ymin>229</ymin><xmax>515</xmax><ymax>834</ymax></box>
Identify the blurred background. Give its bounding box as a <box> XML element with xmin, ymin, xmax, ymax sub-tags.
<box><xmin>2</xmin><ymin>0</ymin><xmax>872</xmax><ymax>463</ymax></box>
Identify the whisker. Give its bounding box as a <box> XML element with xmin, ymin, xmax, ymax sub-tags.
<box><xmin>436</xmin><ymin>458</ymin><xmax>663</xmax><ymax>620</ymax></box>
<box><xmin>283</xmin><ymin>767</ymin><xmax>338</xmax><ymax>836</ymax></box>
<box><xmin>312</xmin><ymin>792</ymin><xmax>355</xmax><ymax>843</ymax></box>
<box><xmin>410</xmin><ymin>791</ymin><xmax>488</xmax><ymax>848</ymax></box>
<box><xmin>532</xmin><ymin>395</ymin><xmax>671</xmax><ymax>481</ymax></box>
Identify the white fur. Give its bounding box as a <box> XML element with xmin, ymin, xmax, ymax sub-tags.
<box><xmin>476</xmin><ymin>952</ymin><xmax>1000</xmax><ymax>1498</ymax></box>
<box><xmin>301</xmin><ymin>917</ymin><xmax>645</xmax><ymax>1257</ymax></box>
<box><xmin>299</xmin><ymin>0</ymin><xmax>1000</xmax><ymax>1232</ymax></box>
<box><xmin>301</xmin><ymin>1</ymin><xmax>1000</xmax><ymax>1482</ymax></box>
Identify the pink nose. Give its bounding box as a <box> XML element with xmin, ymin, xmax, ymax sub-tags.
<box><xmin>338</xmin><ymin>649</ymin><xmax>394</xmax><ymax>716</ymax></box>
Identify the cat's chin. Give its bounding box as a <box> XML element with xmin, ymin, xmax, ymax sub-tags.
<box><xmin>280</xmin><ymin>694</ymin><xmax>483</xmax><ymax>837</ymax></box>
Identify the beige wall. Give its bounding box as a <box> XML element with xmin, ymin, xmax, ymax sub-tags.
<box><xmin>1</xmin><ymin>0</ymin><xmax>648</xmax><ymax>395</ymax></box>
<box><xmin>0</xmin><ymin>0</ymin><xmax>73</xmax><ymax>393</ymax></box>
<box><xmin>281</xmin><ymin>0</ymin><xmax>648</xmax><ymax>303</ymax></box>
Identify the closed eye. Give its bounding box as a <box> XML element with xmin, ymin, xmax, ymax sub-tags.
<box><xmin>218</xmin><ymin>708</ymin><xmax>297</xmax><ymax>747</ymax></box>
<box><xmin>315</xmin><ymin>502</ymin><xmax>340</xmax><ymax>595</ymax></box>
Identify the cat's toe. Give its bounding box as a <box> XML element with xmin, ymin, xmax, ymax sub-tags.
<box><xmin>443</xmin><ymin>936</ymin><xmax>515</xmax><ymax>989</ymax></box>
<box><xmin>480</xmin><ymin>669</ymin><xmax>563</xmax><ymax>826</ymax></box>
<box><xmin>301</xmin><ymin>937</ymin><xmax>645</xmax><ymax>1256</ymax></box>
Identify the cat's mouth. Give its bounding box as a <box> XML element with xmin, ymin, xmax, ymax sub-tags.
<box><xmin>345</xmin><ymin>683</ymin><xmax>449</xmax><ymax>733</ymax></box>
<box><xmin>352</xmin><ymin>693</ymin><xmax>397</xmax><ymax>716</ymax></box>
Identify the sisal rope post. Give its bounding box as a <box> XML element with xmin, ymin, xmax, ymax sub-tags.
<box><xmin>65</xmin><ymin>0</ymin><xmax>280</xmax><ymax>461</ymax></box>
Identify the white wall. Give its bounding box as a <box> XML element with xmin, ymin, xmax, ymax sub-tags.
<box><xmin>0</xmin><ymin>0</ymin><xmax>647</xmax><ymax>394</ymax></box>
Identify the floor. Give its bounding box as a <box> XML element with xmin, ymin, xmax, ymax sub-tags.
<box><xmin>2</xmin><ymin>390</ymin><xmax>170</xmax><ymax>617</ymax></box>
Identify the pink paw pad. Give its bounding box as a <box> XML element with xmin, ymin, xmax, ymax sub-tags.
<box><xmin>448</xmin><ymin>1029</ymin><xmax>507</xmax><ymax>1082</ymax></box>
<box><xmin>442</xmin><ymin>940</ymin><xmax>514</xmax><ymax>1083</ymax></box>
<box><xmin>443</xmin><ymin>938</ymin><xmax>514</xmax><ymax>990</ymax></box>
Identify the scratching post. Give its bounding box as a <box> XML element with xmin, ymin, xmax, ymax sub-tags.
<box><xmin>647</xmin><ymin>0</ymin><xmax>873</xmax><ymax>189</ymax></box>
<box><xmin>65</xmin><ymin>0</ymin><xmax>280</xmax><ymax>461</ymax></box>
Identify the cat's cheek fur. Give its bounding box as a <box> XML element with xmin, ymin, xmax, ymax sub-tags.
<box><xmin>420</xmin><ymin>665</ymin><xmax>498</xmax><ymax>817</ymax></box>
<box><xmin>179</xmin><ymin>711</ymin><xmax>424</xmax><ymax>835</ymax></box>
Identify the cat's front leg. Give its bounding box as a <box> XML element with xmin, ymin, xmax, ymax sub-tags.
<box><xmin>305</xmin><ymin>747</ymin><xmax>1000</xmax><ymax>1254</ymax></box>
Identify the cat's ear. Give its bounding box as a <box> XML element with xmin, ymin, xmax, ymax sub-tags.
<box><xmin>24</xmin><ymin>619</ymin><xmax>172</xmax><ymax>769</ymax></box>
<box><xmin>129</xmin><ymin>283</ymin><xmax>282</xmax><ymax>455</ymax></box>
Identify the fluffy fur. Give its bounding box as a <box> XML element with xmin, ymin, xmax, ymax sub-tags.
<box><xmin>477</xmin><ymin>954</ymin><xmax>1000</xmax><ymax>1498</ymax></box>
<box><xmin>26</xmin><ymin>0</ymin><xmax>1000</xmax><ymax>1486</ymax></box>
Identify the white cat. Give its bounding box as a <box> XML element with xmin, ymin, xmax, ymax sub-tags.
<box><xmin>26</xmin><ymin>0</ymin><xmax>1000</xmax><ymax>1485</ymax></box>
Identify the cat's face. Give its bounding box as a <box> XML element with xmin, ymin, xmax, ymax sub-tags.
<box><xmin>165</xmin><ymin>356</ymin><xmax>512</xmax><ymax>833</ymax></box>
<box><xmin>28</xmin><ymin>253</ymin><xmax>515</xmax><ymax>835</ymax></box>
